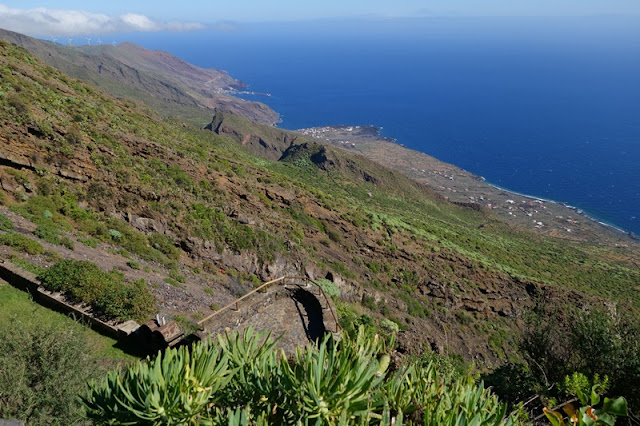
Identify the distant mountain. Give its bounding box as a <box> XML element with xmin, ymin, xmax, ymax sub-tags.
<box><xmin>0</xmin><ymin>28</ymin><xmax>279</xmax><ymax>125</ymax></box>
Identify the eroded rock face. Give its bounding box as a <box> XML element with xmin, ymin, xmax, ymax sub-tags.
<box><xmin>0</xmin><ymin>134</ymin><xmax>97</xmax><ymax>183</ymax></box>
<box><xmin>125</xmin><ymin>212</ymin><xmax>166</xmax><ymax>234</ymax></box>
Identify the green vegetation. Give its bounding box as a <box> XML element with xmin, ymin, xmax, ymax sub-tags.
<box><xmin>0</xmin><ymin>213</ymin><xmax>13</xmax><ymax>231</ymax></box>
<box><xmin>0</xmin><ymin>285</ymin><xmax>133</xmax><ymax>424</ymax></box>
<box><xmin>9</xmin><ymin>256</ymin><xmax>46</xmax><ymax>276</ymax></box>
<box><xmin>34</xmin><ymin>223</ymin><xmax>75</xmax><ymax>249</ymax></box>
<box><xmin>0</xmin><ymin>35</ymin><xmax>639</xmax><ymax>425</ymax></box>
<box><xmin>169</xmin><ymin>268</ymin><xmax>186</xmax><ymax>283</ymax></box>
<box><xmin>0</xmin><ymin>232</ymin><xmax>44</xmax><ymax>254</ymax></box>
<box><xmin>315</xmin><ymin>277</ymin><xmax>340</xmax><ymax>299</ymax></box>
<box><xmin>485</xmin><ymin>306</ymin><xmax>640</xmax><ymax>419</ymax></box>
<box><xmin>0</xmin><ymin>314</ymin><xmax>98</xmax><ymax>424</ymax></box>
<box><xmin>83</xmin><ymin>327</ymin><xmax>514</xmax><ymax>425</ymax></box>
<box><xmin>544</xmin><ymin>383</ymin><xmax>627</xmax><ymax>426</ymax></box>
<box><xmin>39</xmin><ymin>259</ymin><xmax>155</xmax><ymax>322</ymax></box>
<box><xmin>186</xmin><ymin>202</ymin><xmax>284</xmax><ymax>263</ymax></box>
<box><xmin>164</xmin><ymin>277</ymin><xmax>184</xmax><ymax>288</ymax></box>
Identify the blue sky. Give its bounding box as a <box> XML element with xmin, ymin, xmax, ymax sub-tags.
<box><xmin>1</xmin><ymin>1</ymin><xmax>639</xmax><ymax>36</ymax></box>
<box><xmin>5</xmin><ymin>0</ymin><xmax>640</xmax><ymax>20</ymax></box>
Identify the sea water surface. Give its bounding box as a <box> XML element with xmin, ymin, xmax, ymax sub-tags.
<box><xmin>125</xmin><ymin>17</ymin><xmax>640</xmax><ymax>234</ymax></box>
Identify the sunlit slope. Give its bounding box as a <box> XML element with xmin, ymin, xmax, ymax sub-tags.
<box><xmin>1</xmin><ymin>39</ymin><xmax>639</xmax><ymax>361</ymax></box>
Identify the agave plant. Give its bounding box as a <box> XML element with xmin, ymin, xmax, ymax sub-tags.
<box><xmin>210</xmin><ymin>406</ymin><xmax>270</xmax><ymax>426</ymax></box>
<box><xmin>377</xmin><ymin>360</ymin><xmax>513</xmax><ymax>426</ymax></box>
<box><xmin>421</xmin><ymin>377</ymin><xmax>512</xmax><ymax>426</ymax></box>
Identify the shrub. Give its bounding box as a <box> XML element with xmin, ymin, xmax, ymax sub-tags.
<box><xmin>169</xmin><ymin>269</ymin><xmax>186</xmax><ymax>283</ymax></box>
<box><xmin>34</xmin><ymin>223</ymin><xmax>59</xmax><ymax>243</ymax></box>
<box><xmin>544</xmin><ymin>381</ymin><xmax>628</xmax><ymax>426</ymax></box>
<box><xmin>148</xmin><ymin>232</ymin><xmax>180</xmax><ymax>260</ymax></box>
<box><xmin>7</xmin><ymin>93</ymin><xmax>29</xmax><ymax>119</ymax></box>
<box><xmin>0</xmin><ymin>232</ymin><xmax>44</xmax><ymax>254</ymax></box>
<box><xmin>0</xmin><ymin>317</ymin><xmax>98</xmax><ymax>424</ymax></box>
<box><xmin>126</xmin><ymin>260</ymin><xmax>140</xmax><ymax>270</ymax></box>
<box><xmin>10</xmin><ymin>194</ymin><xmax>68</xmax><ymax>227</ymax></box>
<box><xmin>380</xmin><ymin>318</ymin><xmax>400</xmax><ymax>333</ymax></box>
<box><xmin>455</xmin><ymin>310</ymin><xmax>473</xmax><ymax>324</ymax></box>
<box><xmin>34</xmin><ymin>223</ymin><xmax>74</xmax><ymax>250</ymax></box>
<box><xmin>315</xmin><ymin>278</ymin><xmax>340</xmax><ymax>299</ymax></box>
<box><xmin>486</xmin><ymin>306</ymin><xmax>640</xmax><ymax>416</ymax></box>
<box><xmin>39</xmin><ymin>259</ymin><xmax>155</xmax><ymax>322</ymax></box>
<box><xmin>94</xmin><ymin>279</ymin><xmax>155</xmax><ymax>322</ymax></box>
<box><xmin>78</xmin><ymin>236</ymin><xmax>99</xmax><ymax>248</ymax></box>
<box><xmin>39</xmin><ymin>259</ymin><xmax>106</xmax><ymax>303</ymax></box>
<box><xmin>164</xmin><ymin>277</ymin><xmax>182</xmax><ymax>287</ymax></box>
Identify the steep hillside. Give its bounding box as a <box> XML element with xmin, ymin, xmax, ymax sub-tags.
<box><xmin>1</xmin><ymin>39</ymin><xmax>639</xmax><ymax>365</ymax></box>
<box><xmin>0</xmin><ymin>28</ymin><xmax>279</xmax><ymax>125</ymax></box>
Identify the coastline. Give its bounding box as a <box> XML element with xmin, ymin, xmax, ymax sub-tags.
<box><xmin>295</xmin><ymin>124</ymin><xmax>638</xmax><ymax>246</ymax></box>
<box><xmin>483</xmin><ymin>182</ymin><xmax>632</xmax><ymax>237</ymax></box>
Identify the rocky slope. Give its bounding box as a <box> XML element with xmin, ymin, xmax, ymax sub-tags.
<box><xmin>0</xmin><ymin>28</ymin><xmax>279</xmax><ymax>125</ymax></box>
<box><xmin>1</xmin><ymin>38</ymin><xmax>639</xmax><ymax>365</ymax></box>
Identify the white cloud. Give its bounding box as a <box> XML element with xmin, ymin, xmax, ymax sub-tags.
<box><xmin>0</xmin><ymin>4</ymin><xmax>205</xmax><ymax>37</ymax></box>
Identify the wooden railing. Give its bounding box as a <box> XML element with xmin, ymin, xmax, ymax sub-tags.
<box><xmin>197</xmin><ymin>276</ymin><xmax>340</xmax><ymax>333</ymax></box>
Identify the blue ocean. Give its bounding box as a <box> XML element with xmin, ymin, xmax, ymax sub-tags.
<box><xmin>126</xmin><ymin>17</ymin><xmax>640</xmax><ymax>235</ymax></box>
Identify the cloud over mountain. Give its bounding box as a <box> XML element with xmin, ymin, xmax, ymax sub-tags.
<box><xmin>0</xmin><ymin>4</ymin><xmax>204</xmax><ymax>36</ymax></box>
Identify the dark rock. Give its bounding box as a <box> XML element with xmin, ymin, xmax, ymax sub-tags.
<box><xmin>180</xmin><ymin>237</ymin><xmax>200</xmax><ymax>254</ymax></box>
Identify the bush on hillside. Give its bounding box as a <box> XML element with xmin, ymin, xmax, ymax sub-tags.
<box><xmin>485</xmin><ymin>306</ymin><xmax>640</xmax><ymax>415</ymax></box>
<box><xmin>34</xmin><ymin>223</ymin><xmax>75</xmax><ymax>250</ymax></box>
<box><xmin>0</xmin><ymin>318</ymin><xmax>97</xmax><ymax>424</ymax></box>
<box><xmin>0</xmin><ymin>232</ymin><xmax>44</xmax><ymax>255</ymax></box>
<box><xmin>315</xmin><ymin>277</ymin><xmax>340</xmax><ymax>299</ymax></box>
<box><xmin>94</xmin><ymin>278</ymin><xmax>155</xmax><ymax>323</ymax></box>
<box><xmin>39</xmin><ymin>259</ymin><xmax>155</xmax><ymax>322</ymax></box>
<box><xmin>0</xmin><ymin>213</ymin><xmax>13</xmax><ymax>231</ymax></box>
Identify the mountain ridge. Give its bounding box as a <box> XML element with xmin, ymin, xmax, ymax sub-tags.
<box><xmin>0</xmin><ymin>28</ymin><xmax>279</xmax><ymax>125</ymax></box>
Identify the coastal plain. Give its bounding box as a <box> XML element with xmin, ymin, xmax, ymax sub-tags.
<box><xmin>297</xmin><ymin>125</ymin><xmax>639</xmax><ymax>247</ymax></box>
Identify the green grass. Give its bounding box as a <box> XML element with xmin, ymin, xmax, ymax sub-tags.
<box><xmin>0</xmin><ymin>284</ymin><xmax>134</xmax><ymax>362</ymax></box>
